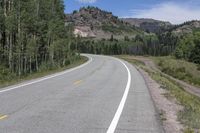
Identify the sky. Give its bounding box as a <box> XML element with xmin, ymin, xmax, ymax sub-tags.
<box><xmin>64</xmin><ymin>0</ymin><xmax>200</xmax><ymax>24</ymax></box>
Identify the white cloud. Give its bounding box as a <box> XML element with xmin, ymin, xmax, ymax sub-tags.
<box><xmin>77</xmin><ymin>0</ymin><xmax>97</xmax><ymax>4</ymax></box>
<box><xmin>129</xmin><ymin>2</ymin><xmax>200</xmax><ymax>24</ymax></box>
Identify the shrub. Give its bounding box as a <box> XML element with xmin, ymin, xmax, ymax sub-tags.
<box><xmin>158</xmin><ymin>60</ymin><xmax>164</xmax><ymax>67</ymax></box>
<box><xmin>0</xmin><ymin>66</ymin><xmax>16</xmax><ymax>82</ymax></box>
<box><xmin>197</xmin><ymin>65</ymin><xmax>200</xmax><ymax>71</ymax></box>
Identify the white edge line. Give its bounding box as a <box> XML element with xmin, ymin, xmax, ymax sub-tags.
<box><xmin>0</xmin><ymin>55</ymin><xmax>93</xmax><ymax>94</ymax></box>
<box><xmin>106</xmin><ymin>58</ymin><xmax>132</xmax><ymax>133</ymax></box>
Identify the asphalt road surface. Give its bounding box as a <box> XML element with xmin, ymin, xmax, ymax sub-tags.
<box><xmin>0</xmin><ymin>54</ymin><xmax>163</xmax><ymax>133</ymax></box>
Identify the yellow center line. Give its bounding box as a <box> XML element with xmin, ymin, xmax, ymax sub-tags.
<box><xmin>0</xmin><ymin>115</ymin><xmax>8</xmax><ymax>120</ymax></box>
<box><xmin>74</xmin><ymin>80</ymin><xmax>83</xmax><ymax>85</ymax></box>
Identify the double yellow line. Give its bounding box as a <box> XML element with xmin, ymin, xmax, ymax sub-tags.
<box><xmin>74</xmin><ymin>80</ymin><xmax>83</xmax><ymax>85</ymax></box>
<box><xmin>0</xmin><ymin>114</ymin><xmax>8</xmax><ymax>120</ymax></box>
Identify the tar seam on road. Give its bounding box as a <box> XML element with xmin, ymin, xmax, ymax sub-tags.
<box><xmin>106</xmin><ymin>59</ymin><xmax>132</xmax><ymax>133</ymax></box>
<box><xmin>0</xmin><ymin>55</ymin><xmax>93</xmax><ymax>94</ymax></box>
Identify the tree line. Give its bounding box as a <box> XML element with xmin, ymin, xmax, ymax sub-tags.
<box><xmin>76</xmin><ymin>33</ymin><xmax>178</xmax><ymax>57</ymax></box>
<box><xmin>0</xmin><ymin>0</ymin><xmax>78</xmax><ymax>78</ymax></box>
<box><xmin>76</xmin><ymin>30</ymin><xmax>200</xmax><ymax>65</ymax></box>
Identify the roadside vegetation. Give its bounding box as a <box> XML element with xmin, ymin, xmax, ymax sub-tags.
<box><xmin>0</xmin><ymin>56</ymin><xmax>87</xmax><ymax>88</ymax></box>
<box><xmin>0</xmin><ymin>0</ymin><xmax>83</xmax><ymax>87</ymax></box>
<box><xmin>152</xmin><ymin>56</ymin><xmax>200</xmax><ymax>87</ymax></box>
<box><xmin>119</xmin><ymin>55</ymin><xmax>200</xmax><ymax>132</ymax></box>
<box><xmin>149</xmin><ymin>70</ymin><xmax>200</xmax><ymax>132</ymax></box>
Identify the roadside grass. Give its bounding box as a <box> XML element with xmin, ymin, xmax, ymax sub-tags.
<box><xmin>0</xmin><ymin>56</ymin><xmax>88</xmax><ymax>88</ymax></box>
<box><xmin>116</xmin><ymin>55</ymin><xmax>145</xmax><ymax>66</ymax></box>
<box><xmin>148</xmin><ymin>69</ymin><xmax>200</xmax><ymax>132</ymax></box>
<box><xmin>119</xmin><ymin>55</ymin><xmax>200</xmax><ymax>132</ymax></box>
<box><xmin>152</xmin><ymin>56</ymin><xmax>200</xmax><ymax>87</ymax></box>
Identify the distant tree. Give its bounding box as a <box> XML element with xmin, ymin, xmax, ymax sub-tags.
<box><xmin>124</xmin><ymin>36</ymin><xmax>130</xmax><ymax>41</ymax></box>
<box><xmin>110</xmin><ymin>35</ymin><xmax>114</xmax><ymax>42</ymax></box>
<box><xmin>190</xmin><ymin>43</ymin><xmax>200</xmax><ymax>64</ymax></box>
<box><xmin>73</xmin><ymin>10</ymin><xmax>78</xmax><ymax>14</ymax></box>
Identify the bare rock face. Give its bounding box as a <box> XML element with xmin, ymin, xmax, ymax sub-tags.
<box><xmin>74</xmin><ymin>26</ymin><xmax>95</xmax><ymax>37</ymax></box>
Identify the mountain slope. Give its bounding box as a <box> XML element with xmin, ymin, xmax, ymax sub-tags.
<box><xmin>170</xmin><ymin>20</ymin><xmax>200</xmax><ymax>35</ymax></box>
<box><xmin>65</xmin><ymin>7</ymin><xmax>143</xmax><ymax>39</ymax></box>
<box><xmin>122</xmin><ymin>18</ymin><xmax>172</xmax><ymax>33</ymax></box>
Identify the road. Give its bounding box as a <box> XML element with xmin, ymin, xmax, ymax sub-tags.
<box><xmin>0</xmin><ymin>54</ymin><xmax>163</xmax><ymax>133</ymax></box>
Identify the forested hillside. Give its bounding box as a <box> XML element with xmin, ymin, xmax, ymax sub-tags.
<box><xmin>163</xmin><ymin>21</ymin><xmax>200</xmax><ymax>64</ymax></box>
<box><xmin>0</xmin><ymin>0</ymin><xmax>78</xmax><ymax>80</ymax></box>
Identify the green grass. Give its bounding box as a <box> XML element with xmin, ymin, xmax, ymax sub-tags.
<box><xmin>152</xmin><ymin>56</ymin><xmax>200</xmax><ymax>87</ymax></box>
<box><xmin>101</xmin><ymin>24</ymin><xmax>140</xmax><ymax>34</ymax></box>
<box><xmin>119</xmin><ymin>55</ymin><xmax>200</xmax><ymax>132</ymax></box>
<box><xmin>0</xmin><ymin>56</ymin><xmax>88</xmax><ymax>88</ymax></box>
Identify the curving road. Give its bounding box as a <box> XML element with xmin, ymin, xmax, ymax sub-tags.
<box><xmin>0</xmin><ymin>54</ymin><xmax>163</xmax><ymax>133</ymax></box>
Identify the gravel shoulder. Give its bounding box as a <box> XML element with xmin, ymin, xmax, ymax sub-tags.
<box><xmin>138</xmin><ymin>67</ymin><xmax>184</xmax><ymax>133</ymax></box>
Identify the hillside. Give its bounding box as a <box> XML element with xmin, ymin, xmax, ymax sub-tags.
<box><xmin>159</xmin><ymin>20</ymin><xmax>200</xmax><ymax>64</ymax></box>
<box><xmin>122</xmin><ymin>18</ymin><xmax>172</xmax><ymax>33</ymax></box>
<box><xmin>65</xmin><ymin>7</ymin><xmax>143</xmax><ymax>39</ymax></box>
<box><xmin>169</xmin><ymin>20</ymin><xmax>200</xmax><ymax>35</ymax></box>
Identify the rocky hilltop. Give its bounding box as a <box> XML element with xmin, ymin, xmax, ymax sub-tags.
<box><xmin>65</xmin><ymin>6</ymin><xmax>143</xmax><ymax>39</ymax></box>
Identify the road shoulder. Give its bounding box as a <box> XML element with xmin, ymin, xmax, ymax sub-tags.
<box><xmin>138</xmin><ymin>67</ymin><xmax>184</xmax><ymax>133</ymax></box>
<box><xmin>115</xmin><ymin>60</ymin><xmax>164</xmax><ymax>133</ymax></box>
<box><xmin>117</xmin><ymin>56</ymin><xmax>184</xmax><ymax>133</ymax></box>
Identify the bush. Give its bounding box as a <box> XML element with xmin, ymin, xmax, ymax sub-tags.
<box><xmin>197</xmin><ymin>65</ymin><xmax>200</xmax><ymax>71</ymax></box>
<box><xmin>189</xmin><ymin>42</ymin><xmax>200</xmax><ymax>64</ymax></box>
<box><xmin>158</xmin><ymin>60</ymin><xmax>164</xmax><ymax>67</ymax></box>
<box><xmin>175</xmin><ymin>48</ymin><xmax>184</xmax><ymax>59</ymax></box>
<box><xmin>184</xmin><ymin>128</ymin><xmax>194</xmax><ymax>133</ymax></box>
<box><xmin>177</xmin><ymin>67</ymin><xmax>186</xmax><ymax>73</ymax></box>
<box><xmin>0</xmin><ymin>66</ymin><xmax>16</xmax><ymax>82</ymax></box>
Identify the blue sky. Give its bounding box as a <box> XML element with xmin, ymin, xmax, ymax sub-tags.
<box><xmin>64</xmin><ymin>0</ymin><xmax>200</xmax><ymax>24</ymax></box>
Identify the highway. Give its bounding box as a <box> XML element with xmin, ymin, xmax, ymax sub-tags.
<box><xmin>0</xmin><ymin>54</ymin><xmax>163</xmax><ymax>133</ymax></box>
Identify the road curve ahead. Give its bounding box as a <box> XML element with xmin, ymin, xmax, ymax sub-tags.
<box><xmin>0</xmin><ymin>54</ymin><xmax>163</xmax><ymax>133</ymax></box>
